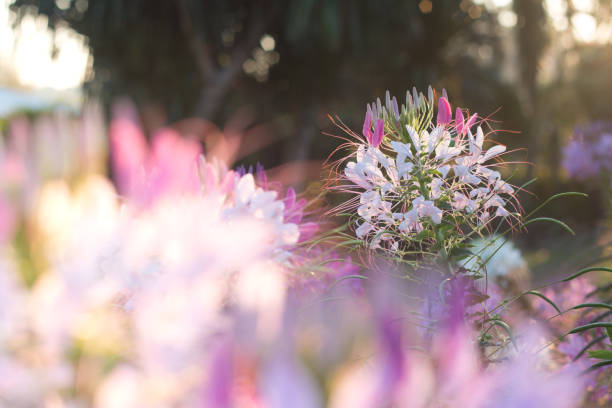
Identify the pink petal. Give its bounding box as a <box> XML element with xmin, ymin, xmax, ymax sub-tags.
<box><xmin>455</xmin><ymin>107</ymin><xmax>465</xmax><ymax>135</ymax></box>
<box><xmin>286</xmin><ymin>198</ymin><xmax>307</xmax><ymax>224</ymax></box>
<box><xmin>298</xmin><ymin>222</ymin><xmax>319</xmax><ymax>242</ymax></box>
<box><xmin>220</xmin><ymin>171</ymin><xmax>237</xmax><ymax>194</ymax></box>
<box><xmin>466</xmin><ymin>113</ymin><xmax>477</xmax><ymax>130</ymax></box>
<box><xmin>283</xmin><ymin>187</ymin><xmax>296</xmax><ymax>209</ymax></box>
<box><xmin>372</xmin><ymin>119</ymin><xmax>384</xmax><ymax>148</ymax></box>
<box><xmin>110</xmin><ymin>118</ymin><xmax>148</xmax><ymax>199</ymax></box>
<box><xmin>437</xmin><ymin>97</ymin><xmax>452</xmax><ymax>126</ymax></box>
<box><xmin>149</xmin><ymin>129</ymin><xmax>202</xmax><ymax>200</ymax></box>
<box><xmin>203</xmin><ymin>163</ymin><xmax>217</xmax><ymax>191</ymax></box>
<box><xmin>362</xmin><ymin>111</ymin><xmax>373</xmax><ymax>143</ymax></box>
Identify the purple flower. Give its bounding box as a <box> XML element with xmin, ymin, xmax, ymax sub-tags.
<box><xmin>562</xmin><ymin>139</ymin><xmax>599</xmax><ymax>180</ymax></box>
<box><xmin>562</xmin><ymin>121</ymin><xmax>612</xmax><ymax>182</ymax></box>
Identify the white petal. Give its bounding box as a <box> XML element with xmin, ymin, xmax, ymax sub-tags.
<box><xmin>495</xmin><ymin>206</ymin><xmax>510</xmax><ymax>218</ymax></box>
<box><xmin>405</xmin><ymin>125</ymin><xmax>421</xmax><ymax>152</ymax></box>
<box><xmin>481</xmin><ymin>145</ymin><xmax>506</xmax><ymax>162</ymax></box>
<box><xmin>356</xmin><ymin>222</ymin><xmax>373</xmax><ymax>238</ymax></box>
<box><xmin>235</xmin><ymin>174</ymin><xmax>256</xmax><ymax>205</ymax></box>
<box><xmin>475</xmin><ymin>126</ymin><xmax>484</xmax><ymax>150</ymax></box>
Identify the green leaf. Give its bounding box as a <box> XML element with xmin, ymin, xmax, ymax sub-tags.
<box><xmin>583</xmin><ymin>359</ymin><xmax>612</xmax><ymax>374</ymax></box>
<box><xmin>521</xmin><ymin>217</ymin><xmax>575</xmax><ymax>235</ymax></box>
<box><xmin>483</xmin><ymin>319</ymin><xmax>517</xmax><ymax>350</ymax></box>
<box><xmin>561</xmin><ymin>267</ymin><xmax>612</xmax><ymax>282</ymax></box>
<box><xmin>415</xmin><ymin>229</ymin><xmax>435</xmax><ymax>241</ymax></box>
<box><xmin>325</xmin><ymin>274</ymin><xmax>368</xmax><ymax>292</ymax></box>
<box><xmin>572</xmin><ymin>334</ymin><xmax>608</xmax><ymax>361</ymax></box>
<box><xmin>525</xmin><ymin>192</ymin><xmax>588</xmax><ymax>219</ymax></box>
<box><xmin>523</xmin><ymin>290</ymin><xmax>562</xmax><ymax>314</ymax></box>
<box><xmin>519</xmin><ymin>178</ymin><xmax>538</xmax><ymax>190</ymax></box>
<box><xmin>569</xmin><ymin>322</ymin><xmax>612</xmax><ymax>334</ymax></box>
<box><xmin>587</xmin><ymin>349</ymin><xmax>612</xmax><ymax>360</ymax></box>
<box><xmin>569</xmin><ymin>303</ymin><xmax>612</xmax><ymax>312</ymax></box>
<box><xmin>607</xmin><ymin>327</ymin><xmax>612</xmax><ymax>343</ymax></box>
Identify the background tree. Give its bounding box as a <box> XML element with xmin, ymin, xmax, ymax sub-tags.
<box><xmin>9</xmin><ymin>0</ymin><xmax>512</xmax><ymax>164</ymax></box>
<box><xmin>9</xmin><ymin>0</ymin><xmax>612</xmax><ymax>223</ymax></box>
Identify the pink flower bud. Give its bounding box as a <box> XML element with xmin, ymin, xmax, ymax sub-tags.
<box><xmin>362</xmin><ymin>111</ymin><xmax>373</xmax><ymax>143</ymax></box>
<box><xmin>437</xmin><ymin>97</ymin><xmax>452</xmax><ymax>126</ymax></box>
<box><xmin>372</xmin><ymin>119</ymin><xmax>384</xmax><ymax>148</ymax></box>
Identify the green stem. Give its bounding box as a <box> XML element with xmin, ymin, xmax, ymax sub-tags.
<box><xmin>435</xmin><ymin>226</ymin><xmax>454</xmax><ymax>276</ymax></box>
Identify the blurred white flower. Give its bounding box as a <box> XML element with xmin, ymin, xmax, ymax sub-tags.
<box><xmin>460</xmin><ymin>235</ymin><xmax>528</xmax><ymax>282</ymax></box>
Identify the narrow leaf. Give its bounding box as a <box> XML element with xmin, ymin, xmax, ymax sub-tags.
<box><xmin>526</xmin><ymin>192</ymin><xmax>588</xmax><ymax>218</ymax></box>
<box><xmin>570</xmin><ymin>322</ymin><xmax>612</xmax><ymax>334</ymax></box>
<box><xmin>583</xmin><ymin>359</ymin><xmax>612</xmax><ymax>374</ymax></box>
<box><xmin>569</xmin><ymin>303</ymin><xmax>612</xmax><ymax>312</ymax></box>
<box><xmin>326</xmin><ymin>274</ymin><xmax>368</xmax><ymax>292</ymax></box>
<box><xmin>524</xmin><ymin>290</ymin><xmax>562</xmax><ymax>314</ymax></box>
<box><xmin>587</xmin><ymin>350</ymin><xmax>612</xmax><ymax>360</ymax></box>
<box><xmin>562</xmin><ymin>267</ymin><xmax>612</xmax><ymax>282</ymax></box>
<box><xmin>521</xmin><ymin>217</ymin><xmax>575</xmax><ymax>235</ymax></box>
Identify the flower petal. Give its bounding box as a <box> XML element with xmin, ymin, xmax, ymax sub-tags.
<box><xmin>372</xmin><ymin>119</ymin><xmax>384</xmax><ymax>148</ymax></box>
<box><xmin>362</xmin><ymin>111</ymin><xmax>373</xmax><ymax>142</ymax></box>
<box><xmin>455</xmin><ymin>107</ymin><xmax>465</xmax><ymax>136</ymax></box>
<box><xmin>481</xmin><ymin>145</ymin><xmax>506</xmax><ymax>162</ymax></box>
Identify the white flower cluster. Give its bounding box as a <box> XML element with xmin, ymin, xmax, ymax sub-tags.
<box><xmin>0</xmin><ymin>171</ymin><xmax>294</xmax><ymax>406</ymax></box>
<box><xmin>343</xmin><ymin>89</ymin><xmax>516</xmax><ymax>251</ymax></box>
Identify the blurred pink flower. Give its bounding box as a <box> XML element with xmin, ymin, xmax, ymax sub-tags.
<box><xmin>110</xmin><ymin>103</ymin><xmax>201</xmax><ymax>205</ymax></box>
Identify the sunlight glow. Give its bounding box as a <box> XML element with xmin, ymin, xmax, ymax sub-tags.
<box><xmin>498</xmin><ymin>10</ymin><xmax>518</xmax><ymax>27</ymax></box>
<box><xmin>573</xmin><ymin>0</ymin><xmax>594</xmax><ymax>13</ymax></box>
<box><xmin>0</xmin><ymin>0</ymin><xmax>90</xmax><ymax>90</ymax></box>
<box><xmin>572</xmin><ymin>12</ymin><xmax>598</xmax><ymax>43</ymax></box>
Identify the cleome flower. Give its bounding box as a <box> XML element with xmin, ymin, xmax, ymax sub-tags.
<box><xmin>333</xmin><ymin>87</ymin><xmax>519</xmax><ymax>256</ymax></box>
